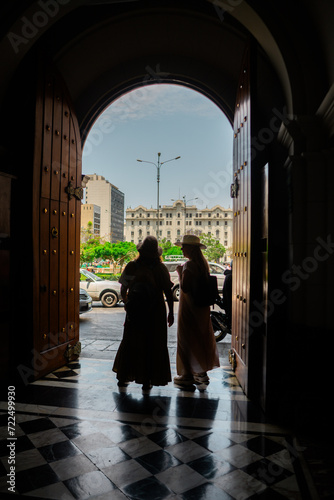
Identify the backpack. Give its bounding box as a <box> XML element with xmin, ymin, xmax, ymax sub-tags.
<box><xmin>191</xmin><ymin>273</ymin><xmax>219</xmax><ymax>307</ymax></box>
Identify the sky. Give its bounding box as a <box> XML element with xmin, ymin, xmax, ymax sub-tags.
<box><xmin>82</xmin><ymin>84</ymin><xmax>233</xmax><ymax>211</ymax></box>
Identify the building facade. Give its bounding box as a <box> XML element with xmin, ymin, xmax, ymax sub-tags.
<box><xmin>125</xmin><ymin>200</ymin><xmax>233</xmax><ymax>260</ymax></box>
<box><xmin>85</xmin><ymin>174</ymin><xmax>124</xmax><ymax>243</ymax></box>
<box><xmin>81</xmin><ymin>204</ymin><xmax>101</xmax><ymax>239</ymax></box>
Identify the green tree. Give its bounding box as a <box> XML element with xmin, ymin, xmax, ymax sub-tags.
<box><xmin>80</xmin><ymin>235</ymin><xmax>101</xmax><ymax>263</ymax></box>
<box><xmin>200</xmin><ymin>233</ymin><xmax>226</xmax><ymax>262</ymax></box>
<box><xmin>163</xmin><ymin>246</ymin><xmax>183</xmax><ymax>258</ymax></box>
<box><xmin>159</xmin><ymin>238</ymin><xmax>182</xmax><ymax>260</ymax></box>
<box><xmin>110</xmin><ymin>241</ymin><xmax>138</xmax><ymax>271</ymax></box>
<box><xmin>80</xmin><ymin>221</ymin><xmax>94</xmax><ymax>243</ymax></box>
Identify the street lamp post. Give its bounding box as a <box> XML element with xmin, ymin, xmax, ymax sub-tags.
<box><xmin>137</xmin><ymin>153</ymin><xmax>181</xmax><ymax>239</ymax></box>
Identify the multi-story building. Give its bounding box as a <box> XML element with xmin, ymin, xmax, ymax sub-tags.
<box><xmin>125</xmin><ymin>200</ymin><xmax>233</xmax><ymax>261</ymax></box>
<box><xmin>81</xmin><ymin>204</ymin><xmax>101</xmax><ymax>239</ymax></box>
<box><xmin>85</xmin><ymin>174</ymin><xmax>124</xmax><ymax>243</ymax></box>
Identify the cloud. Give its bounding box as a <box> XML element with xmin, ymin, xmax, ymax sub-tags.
<box><xmin>100</xmin><ymin>84</ymin><xmax>220</xmax><ymax>124</ymax></box>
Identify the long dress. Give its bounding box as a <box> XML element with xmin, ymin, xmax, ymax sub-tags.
<box><xmin>176</xmin><ymin>261</ymin><xmax>220</xmax><ymax>375</ymax></box>
<box><xmin>112</xmin><ymin>259</ymin><xmax>172</xmax><ymax>386</ymax></box>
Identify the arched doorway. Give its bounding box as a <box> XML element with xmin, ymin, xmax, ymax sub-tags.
<box><xmin>4</xmin><ymin>0</ymin><xmax>332</xmax><ymax>425</ymax></box>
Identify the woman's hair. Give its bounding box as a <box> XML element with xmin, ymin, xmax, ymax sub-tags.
<box><xmin>136</xmin><ymin>254</ymin><xmax>161</xmax><ymax>266</ymax></box>
<box><xmin>184</xmin><ymin>245</ymin><xmax>209</xmax><ymax>274</ymax></box>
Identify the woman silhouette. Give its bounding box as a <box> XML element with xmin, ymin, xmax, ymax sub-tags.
<box><xmin>113</xmin><ymin>236</ymin><xmax>174</xmax><ymax>391</ymax></box>
<box><xmin>174</xmin><ymin>234</ymin><xmax>219</xmax><ymax>387</ymax></box>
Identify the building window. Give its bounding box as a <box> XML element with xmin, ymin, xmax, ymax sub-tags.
<box><xmin>131</xmin><ymin>213</ymin><xmax>134</xmax><ymax>217</ymax></box>
<box><xmin>139</xmin><ymin>221</ymin><xmax>142</xmax><ymax>225</ymax></box>
<box><xmin>208</xmin><ymin>221</ymin><xmax>211</xmax><ymax>226</ymax></box>
<box><xmin>208</xmin><ymin>213</ymin><xmax>211</xmax><ymax>217</ymax></box>
<box><xmin>177</xmin><ymin>229</ymin><xmax>180</xmax><ymax>235</ymax></box>
<box><xmin>147</xmin><ymin>213</ymin><xmax>150</xmax><ymax>217</ymax></box>
<box><xmin>177</xmin><ymin>221</ymin><xmax>180</xmax><ymax>225</ymax></box>
<box><xmin>216</xmin><ymin>221</ymin><xmax>219</xmax><ymax>225</ymax></box>
<box><xmin>225</xmin><ymin>221</ymin><xmax>227</xmax><ymax>225</ymax></box>
<box><xmin>147</xmin><ymin>221</ymin><xmax>150</xmax><ymax>225</ymax></box>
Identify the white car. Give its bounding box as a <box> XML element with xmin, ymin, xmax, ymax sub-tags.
<box><xmin>80</xmin><ymin>269</ymin><xmax>122</xmax><ymax>307</ymax></box>
<box><xmin>164</xmin><ymin>261</ymin><xmax>226</xmax><ymax>301</ymax></box>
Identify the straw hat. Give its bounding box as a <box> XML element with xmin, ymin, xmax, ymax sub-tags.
<box><xmin>175</xmin><ymin>234</ymin><xmax>206</xmax><ymax>249</ymax></box>
<box><xmin>137</xmin><ymin>236</ymin><xmax>163</xmax><ymax>258</ymax></box>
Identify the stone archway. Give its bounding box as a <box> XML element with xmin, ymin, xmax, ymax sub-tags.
<box><xmin>3</xmin><ymin>1</ymin><xmax>332</xmax><ymax>425</ymax></box>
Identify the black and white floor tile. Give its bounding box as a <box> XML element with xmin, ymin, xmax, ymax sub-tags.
<box><xmin>0</xmin><ymin>356</ymin><xmax>318</xmax><ymax>500</ymax></box>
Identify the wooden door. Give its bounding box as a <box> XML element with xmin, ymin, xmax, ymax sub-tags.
<box><xmin>230</xmin><ymin>45</ymin><xmax>251</xmax><ymax>394</ymax></box>
<box><xmin>32</xmin><ymin>65</ymin><xmax>82</xmax><ymax>379</ymax></box>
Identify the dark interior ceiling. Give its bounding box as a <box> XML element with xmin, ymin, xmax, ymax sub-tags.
<box><xmin>0</xmin><ymin>0</ymin><xmax>332</xmax><ymax>139</ymax></box>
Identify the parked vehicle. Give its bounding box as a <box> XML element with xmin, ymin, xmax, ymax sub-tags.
<box><xmin>211</xmin><ymin>295</ymin><xmax>231</xmax><ymax>342</ymax></box>
<box><xmin>79</xmin><ymin>288</ymin><xmax>93</xmax><ymax>314</ymax></box>
<box><xmin>80</xmin><ymin>269</ymin><xmax>121</xmax><ymax>307</ymax></box>
<box><xmin>164</xmin><ymin>261</ymin><xmax>226</xmax><ymax>301</ymax></box>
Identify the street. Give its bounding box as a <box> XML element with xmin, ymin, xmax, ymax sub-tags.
<box><xmin>79</xmin><ymin>301</ymin><xmax>231</xmax><ymax>364</ymax></box>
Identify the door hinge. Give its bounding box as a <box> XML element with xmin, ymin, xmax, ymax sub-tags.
<box><xmin>65</xmin><ymin>181</ymin><xmax>83</xmax><ymax>200</ymax></box>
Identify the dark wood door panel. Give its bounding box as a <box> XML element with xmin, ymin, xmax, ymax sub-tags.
<box><xmin>33</xmin><ymin>65</ymin><xmax>81</xmax><ymax>379</ymax></box>
<box><xmin>231</xmin><ymin>45</ymin><xmax>251</xmax><ymax>392</ymax></box>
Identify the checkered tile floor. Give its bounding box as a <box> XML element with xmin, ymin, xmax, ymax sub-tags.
<box><xmin>0</xmin><ymin>358</ymin><xmax>312</xmax><ymax>499</ymax></box>
<box><xmin>0</xmin><ymin>410</ymin><xmax>304</xmax><ymax>499</ymax></box>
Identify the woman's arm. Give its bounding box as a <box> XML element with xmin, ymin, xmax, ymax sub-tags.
<box><xmin>120</xmin><ymin>284</ymin><xmax>129</xmax><ymax>303</ymax></box>
<box><xmin>165</xmin><ymin>287</ymin><xmax>174</xmax><ymax>327</ymax></box>
<box><xmin>160</xmin><ymin>264</ymin><xmax>174</xmax><ymax>326</ymax></box>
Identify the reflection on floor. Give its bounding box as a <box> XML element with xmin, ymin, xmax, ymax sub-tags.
<box><xmin>0</xmin><ymin>351</ymin><xmax>322</xmax><ymax>500</ymax></box>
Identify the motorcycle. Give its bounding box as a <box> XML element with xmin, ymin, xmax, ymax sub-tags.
<box><xmin>211</xmin><ymin>295</ymin><xmax>231</xmax><ymax>342</ymax></box>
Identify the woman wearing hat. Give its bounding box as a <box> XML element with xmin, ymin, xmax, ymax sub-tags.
<box><xmin>113</xmin><ymin>236</ymin><xmax>174</xmax><ymax>391</ymax></box>
<box><xmin>174</xmin><ymin>234</ymin><xmax>219</xmax><ymax>387</ymax></box>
